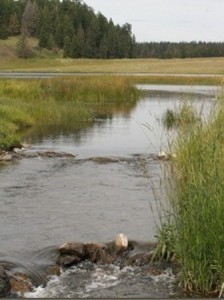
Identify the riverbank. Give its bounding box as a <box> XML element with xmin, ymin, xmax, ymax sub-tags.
<box><xmin>0</xmin><ymin>76</ymin><xmax>139</xmax><ymax>150</ymax></box>
<box><xmin>156</xmin><ymin>93</ymin><xmax>224</xmax><ymax>296</ymax></box>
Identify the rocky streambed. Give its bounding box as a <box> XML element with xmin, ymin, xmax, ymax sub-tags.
<box><xmin>0</xmin><ymin>234</ymin><xmax>180</xmax><ymax>298</ymax></box>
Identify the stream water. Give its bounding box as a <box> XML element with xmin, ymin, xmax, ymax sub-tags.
<box><xmin>0</xmin><ymin>84</ymin><xmax>219</xmax><ymax>298</ymax></box>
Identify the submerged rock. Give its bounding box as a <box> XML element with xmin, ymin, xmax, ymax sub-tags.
<box><xmin>0</xmin><ymin>151</ymin><xmax>13</xmax><ymax>162</ymax></box>
<box><xmin>9</xmin><ymin>272</ymin><xmax>33</xmax><ymax>295</ymax></box>
<box><xmin>45</xmin><ymin>265</ymin><xmax>61</xmax><ymax>277</ymax></box>
<box><xmin>126</xmin><ymin>252</ymin><xmax>153</xmax><ymax>266</ymax></box>
<box><xmin>84</xmin><ymin>243</ymin><xmax>114</xmax><ymax>264</ymax></box>
<box><xmin>0</xmin><ymin>266</ymin><xmax>10</xmax><ymax>298</ymax></box>
<box><xmin>56</xmin><ymin>254</ymin><xmax>82</xmax><ymax>267</ymax></box>
<box><xmin>37</xmin><ymin>151</ymin><xmax>75</xmax><ymax>159</ymax></box>
<box><xmin>88</xmin><ymin>157</ymin><xmax>120</xmax><ymax>164</ymax></box>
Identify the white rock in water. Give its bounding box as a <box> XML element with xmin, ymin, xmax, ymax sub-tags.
<box><xmin>13</xmin><ymin>148</ymin><xmax>22</xmax><ymax>153</ymax></box>
<box><xmin>0</xmin><ymin>154</ymin><xmax>13</xmax><ymax>161</ymax></box>
<box><xmin>115</xmin><ymin>233</ymin><xmax>128</xmax><ymax>250</ymax></box>
<box><xmin>158</xmin><ymin>150</ymin><xmax>168</xmax><ymax>159</ymax></box>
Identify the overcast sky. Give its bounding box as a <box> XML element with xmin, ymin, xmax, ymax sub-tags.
<box><xmin>84</xmin><ymin>0</ymin><xmax>224</xmax><ymax>43</ymax></box>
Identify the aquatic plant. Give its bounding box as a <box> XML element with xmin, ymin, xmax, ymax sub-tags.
<box><xmin>157</xmin><ymin>95</ymin><xmax>224</xmax><ymax>296</ymax></box>
<box><xmin>163</xmin><ymin>102</ymin><xmax>200</xmax><ymax>129</ymax></box>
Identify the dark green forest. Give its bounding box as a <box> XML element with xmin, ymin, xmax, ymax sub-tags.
<box><xmin>0</xmin><ymin>0</ymin><xmax>135</xmax><ymax>58</ymax></box>
<box><xmin>1</xmin><ymin>0</ymin><xmax>224</xmax><ymax>59</ymax></box>
<box><xmin>135</xmin><ymin>42</ymin><xmax>224</xmax><ymax>58</ymax></box>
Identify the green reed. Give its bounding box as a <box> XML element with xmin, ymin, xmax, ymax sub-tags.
<box><xmin>156</xmin><ymin>95</ymin><xmax>224</xmax><ymax>296</ymax></box>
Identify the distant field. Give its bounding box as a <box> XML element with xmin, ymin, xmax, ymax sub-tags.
<box><xmin>1</xmin><ymin>37</ymin><xmax>224</xmax><ymax>80</ymax></box>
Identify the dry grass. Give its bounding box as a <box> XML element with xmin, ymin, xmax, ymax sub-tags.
<box><xmin>1</xmin><ymin>37</ymin><xmax>224</xmax><ymax>75</ymax></box>
<box><xmin>2</xmin><ymin>57</ymin><xmax>224</xmax><ymax>75</ymax></box>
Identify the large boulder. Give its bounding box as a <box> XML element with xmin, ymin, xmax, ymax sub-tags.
<box><xmin>0</xmin><ymin>266</ymin><xmax>11</xmax><ymax>298</ymax></box>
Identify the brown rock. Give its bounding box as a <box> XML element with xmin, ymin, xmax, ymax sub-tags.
<box><xmin>126</xmin><ymin>252</ymin><xmax>154</xmax><ymax>266</ymax></box>
<box><xmin>56</xmin><ymin>254</ymin><xmax>81</xmax><ymax>267</ymax></box>
<box><xmin>84</xmin><ymin>243</ymin><xmax>113</xmax><ymax>264</ymax></box>
<box><xmin>59</xmin><ymin>242</ymin><xmax>85</xmax><ymax>258</ymax></box>
<box><xmin>45</xmin><ymin>265</ymin><xmax>61</xmax><ymax>277</ymax></box>
<box><xmin>38</xmin><ymin>151</ymin><xmax>75</xmax><ymax>159</ymax></box>
<box><xmin>143</xmin><ymin>267</ymin><xmax>163</xmax><ymax>276</ymax></box>
<box><xmin>9</xmin><ymin>272</ymin><xmax>33</xmax><ymax>295</ymax></box>
<box><xmin>89</xmin><ymin>157</ymin><xmax>119</xmax><ymax>164</ymax></box>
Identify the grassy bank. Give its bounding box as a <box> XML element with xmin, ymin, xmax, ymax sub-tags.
<box><xmin>1</xmin><ymin>37</ymin><xmax>224</xmax><ymax>77</ymax></box>
<box><xmin>130</xmin><ymin>75</ymin><xmax>222</xmax><ymax>86</ymax></box>
<box><xmin>156</xmin><ymin>94</ymin><xmax>224</xmax><ymax>296</ymax></box>
<box><xmin>0</xmin><ymin>76</ymin><xmax>139</xmax><ymax>150</ymax></box>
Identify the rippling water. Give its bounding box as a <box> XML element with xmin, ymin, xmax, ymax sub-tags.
<box><xmin>0</xmin><ymin>84</ymin><xmax>218</xmax><ymax>297</ymax></box>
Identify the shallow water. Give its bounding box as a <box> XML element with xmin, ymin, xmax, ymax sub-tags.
<box><xmin>0</xmin><ymin>84</ymin><xmax>218</xmax><ymax>297</ymax></box>
<box><xmin>25</xmin><ymin>264</ymin><xmax>177</xmax><ymax>298</ymax></box>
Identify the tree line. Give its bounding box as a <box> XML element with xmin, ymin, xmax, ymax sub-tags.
<box><xmin>135</xmin><ymin>42</ymin><xmax>224</xmax><ymax>58</ymax></box>
<box><xmin>0</xmin><ymin>0</ymin><xmax>135</xmax><ymax>58</ymax></box>
<box><xmin>1</xmin><ymin>0</ymin><xmax>224</xmax><ymax>59</ymax></box>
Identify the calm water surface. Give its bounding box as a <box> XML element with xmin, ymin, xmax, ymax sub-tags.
<box><xmin>0</xmin><ymin>84</ymin><xmax>219</xmax><ymax>298</ymax></box>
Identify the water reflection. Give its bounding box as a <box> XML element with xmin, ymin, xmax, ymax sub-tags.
<box><xmin>22</xmin><ymin>85</ymin><xmax>218</xmax><ymax>159</ymax></box>
<box><xmin>24</xmin><ymin>98</ymin><xmax>138</xmax><ymax>146</ymax></box>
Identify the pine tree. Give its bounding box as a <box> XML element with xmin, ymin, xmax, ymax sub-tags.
<box><xmin>76</xmin><ymin>25</ymin><xmax>85</xmax><ymax>57</ymax></box>
<box><xmin>8</xmin><ymin>13</ymin><xmax>20</xmax><ymax>36</ymax></box>
<box><xmin>69</xmin><ymin>34</ymin><xmax>78</xmax><ymax>58</ymax></box>
<box><xmin>21</xmin><ymin>0</ymin><xmax>39</xmax><ymax>37</ymax></box>
<box><xmin>0</xmin><ymin>0</ymin><xmax>10</xmax><ymax>39</ymax></box>
<box><xmin>63</xmin><ymin>35</ymin><xmax>72</xmax><ymax>57</ymax></box>
<box><xmin>16</xmin><ymin>32</ymin><xmax>32</xmax><ymax>58</ymax></box>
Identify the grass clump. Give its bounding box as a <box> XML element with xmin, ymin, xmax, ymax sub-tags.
<box><xmin>156</xmin><ymin>95</ymin><xmax>224</xmax><ymax>296</ymax></box>
<box><xmin>0</xmin><ymin>76</ymin><xmax>139</xmax><ymax>150</ymax></box>
<box><xmin>163</xmin><ymin>102</ymin><xmax>200</xmax><ymax>129</ymax></box>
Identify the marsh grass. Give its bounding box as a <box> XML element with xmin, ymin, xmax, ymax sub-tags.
<box><xmin>0</xmin><ymin>76</ymin><xmax>139</xmax><ymax>149</ymax></box>
<box><xmin>163</xmin><ymin>102</ymin><xmax>201</xmax><ymax>129</ymax></box>
<box><xmin>155</xmin><ymin>94</ymin><xmax>224</xmax><ymax>296</ymax></box>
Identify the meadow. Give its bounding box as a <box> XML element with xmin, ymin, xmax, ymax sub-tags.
<box><xmin>1</xmin><ymin>37</ymin><xmax>224</xmax><ymax>78</ymax></box>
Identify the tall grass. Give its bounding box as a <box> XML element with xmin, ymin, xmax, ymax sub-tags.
<box><xmin>156</xmin><ymin>95</ymin><xmax>224</xmax><ymax>296</ymax></box>
<box><xmin>0</xmin><ymin>76</ymin><xmax>139</xmax><ymax>149</ymax></box>
<box><xmin>163</xmin><ymin>102</ymin><xmax>201</xmax><ymax>129</ymax></box>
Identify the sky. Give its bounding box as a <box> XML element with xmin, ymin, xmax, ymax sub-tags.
<box><xmin>84</xmin><ymin>0</ymin><xmax>224</xmax><ymax>43</ymax></box>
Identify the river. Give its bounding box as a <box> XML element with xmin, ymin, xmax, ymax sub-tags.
<box><xmin>0</xmin><ymin>84</ymin><xmax>219</xmax><ymax>298</ymax></box>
